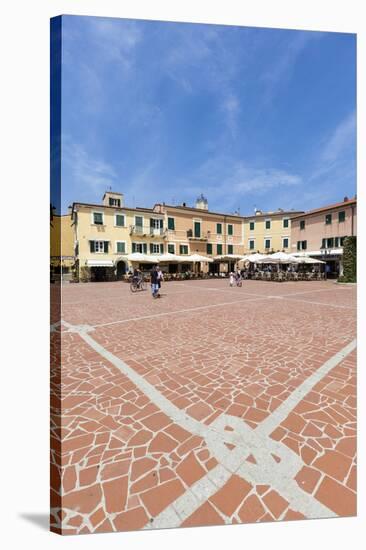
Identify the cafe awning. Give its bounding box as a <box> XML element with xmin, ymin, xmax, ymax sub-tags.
<box><xmin>86</xmin><ymin>259</ymin><xmax>114</xmax><ymax>267</ymax></box>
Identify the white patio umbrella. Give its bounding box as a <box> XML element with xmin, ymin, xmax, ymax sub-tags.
<box><xmin>242</xmin><ymin>253</ymin><xmax>267</xmax><ymax>263</ymax></box>
<box><xmin>187</xmin><ymin>254</ymin><xmax>214</xmax><ymax>263</ymax></box>
<box><xmin>126</xmin><ymin>252</ymin><xmax>159</xmax><ymax>263</ymax></box>
<box><xmin>295</xmin><ymin>256</ymin><xmax>325</xmax><ymax>264</ymax></box>
<box><xmin>214</xmin><ymin>254</ymin><xmax>246</xmax><ymax>261</ymax></box>
<box><xmin>257</xmin><ymin>252</ymin><xmax>300</xmax><ymax>264</ymax></box>
<box><xmin>157</xmin><ymin>253</ymin><xmax>185</xmax><ymax>263</ymax></box>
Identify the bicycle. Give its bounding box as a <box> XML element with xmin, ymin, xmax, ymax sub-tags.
<box><xmin>129</xmin><ymin>277</ymin><xmax>146</xmax><ymax>293</ymax></box>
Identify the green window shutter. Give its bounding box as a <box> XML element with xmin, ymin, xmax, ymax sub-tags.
<box><xmin>217</xmin><ymin>244</ymin><xmax>222</xmax><ymax>255</ymax></box>
<box><xmin>168</xmin><ymin>217</ymin><xmax>175</xmax><ymax>230</ymax></box>
<box><xmin>321</xmin><ymin>238</ymin><xmax>326</xmax><ymax>248</ymax></box>
<box><xmin>117</xmin><ymin>242</ymin><xmax>125</xmax><ymax>253</ymax></box>
<box><xmin>132</xmin><ymin>243</ymin><xmax>136</xmax><ymax>253</ymax></box>
<box><xmin>160</xmin><ymin>219</ymin><xmax>163</xmax><ymax>229</ymax></box>
<box><xmin>116</xmin><ymin>215</ymin><xmax>124</xmax><ymax>226</ymax></box>
<box><xmin>194</xmin><ymin>221</ymin><xmax>201</xmax><ymax>237</ymax></box>
<box><xmin>297</xmin><ymin>241</ymin><xmax>301</xmax><ymax>250</ymax></box>
<box><xmin>150</xmin><ymin>218</ymin><xmax>154</xmax><ymax>228</ymax></box>
<box><xmin>217</xmin><ymin>223</ymin><xmax>222</xmax><ymax>234</ymax></box>
<box><xmin>143</xmin><ymin>243</ymin><xmax>147</xmax><ymax>254</ymax></box>
<box><xmin>104</xmin><ymin>241</ymin><xmax>109</xmax><ymax>253</ymax></box>
<box><xmin>207</xmin><ymin>243</ymin><xmax>212</xmax><ymax>254</ymax></box>
<box><xmin>228</xmin><ymin>244</ymin><xmax>233</xmax><ymax>254</ymax></box>
<box><xmin>150</xmin><ymin>243</ymin><xmax>153</xmax><ymax>253</ymax></box>
<box><xmin>283</xmin><ymin>219</ymin><xmax>289</xmax><ymax>228</ymax></box>
<box><xmin>250</xmin><ymin>222</ymin><xmax>255</xmax><ymax>230</ymax></box>
<box><xmin>228</xmin><ymin>225</ymin><xmax>233</xmax><ymax>235</ymax></box>
<box><xmin>90</xmin><ymin>241</ymin><xmax>95</xmax><ymax>253</ymax></box>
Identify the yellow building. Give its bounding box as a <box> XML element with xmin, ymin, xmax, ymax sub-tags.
<box><xmin>50</xmin><ymin>211</ymin><xmax>75</xmax><ymax>281</ymax></box>
<box><xmin>72</xmin><ymin>192</ymin><xmax>166</xmax><ymax>282</ymax></box>
<box><xmin>243</xmin><ymin>208</ymin><xmax>303</xmax><ymax>254</ymax></box>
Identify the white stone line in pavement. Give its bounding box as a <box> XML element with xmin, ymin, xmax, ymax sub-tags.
<box><xmin>62</xmin><ymin>320</ymin><xmax>357</xmax><ymax>525</ymax></box>
<box><xmin>91</xmin><ymin>296</ymin><xmax>267</xmax><ymax>328</ymax></box>
<box><xmin>258</xmin><ymin>338</ymin><xmax>357</xmax><ymax>438</ymax></box>
<box><xmin>278</xmin><ymin>297</ymin><xmax>356</xmax><ymax>310</ymax></box>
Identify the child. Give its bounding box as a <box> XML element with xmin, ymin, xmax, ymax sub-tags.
<box><xmin>229</xmin><ymin>272</ymin><xmax>235</xmax><ymax>287</ymax></box>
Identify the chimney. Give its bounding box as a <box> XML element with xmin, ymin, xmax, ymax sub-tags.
<box><xmin>343</xmin><ymin>196</ymin><xmax>349</xmax><ymax>202</ymax></box>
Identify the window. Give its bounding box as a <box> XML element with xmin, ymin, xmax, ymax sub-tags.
<box><xmin>300</xmin><ymin>220</ymin><xmax>305</xmax><ymax>230</ymax></box>
<box><xmin>321</xmin><ymin>238</ymin><xmax>326</xmax><ymax>249</ymax></box>
<box><xmin>150</xmin><ymin>243</ymin><xmax>163</xmax><ymax>254</ymax></box>
<box><xmin>90</xmin><ymin>240</ymin><xmax>108</xmax><ymax>253</ymax></box>
<box><xmin>168</xmin><ymin>217</ymin><xmax>175</xmax><ymax>230</ymax></box>
<box><xmin>334</xmin><ymin>237</ymin><xmax>339</xmax><ymax>247</ymax></box>
<box><xmin>338</xmin><ymin>211</ymin><xmax>345</xmax><ymax>223</ymax></box>
<box><xmin>109</xmin><ymin>197</ymin><xmax>121</xmax><ymax>207</ymax></box>
<box><xmin>179</xmin><ymin>245</ymin><xmax>188</xmax><ymax>255</ymax></box>
<box><xmin>217</xmin><ymin>244</ymin><xmax>223</xmax><ymax>255</ymax></box>
<box><xmin>283</xmin><ymin>218</ymin><xmax>289</xmax><ymax>228</ymax></box>
<box><xmin>326</xmin><ymin>237</ymin><xmax>334</xmax><ymax>248</ymax></box>
<box><xmin>132</xmin><ymin>242</ymin><xmax>147</xmax><ymax>254</ymax></box>
<box><xmin>249</xmin><ymin>239</ymin><xmax>255</xmax><ymax>250</ymax></box>
<box><xmin>282</xmin><ymin>238</ymin><xmax>289</xmax><ymax>249</ymax></box>
<box><xmin>249</xmin><ymin>221</ymin><xmax>255</xmax><ymax>231</ymax></box>
<box><xmin>194</xmin><ymin>221</ymin><xmax>201</xmax><ymax>238</ymax></box>
<box><xmin>325</xmin><ymin>213</ymin><xmax>332</xmax><ymax>225</ymax></box>
<box><xmin>216</xmin><ymin>223</ymin><xmax>222</xmax><ymax>234</ymax></box>
<box><xmin>135</xmin><ymin>216</ymin><xmax>143</xmax><ymax>230</ymax></box>
<box><xmin>116</xmin><ymin>241</ymin><xmax>126</xmax><ymax>254</ymax></box>
<box><xmin>340</xmin><ymin>236</ymin><xmax>346</xmax><ymax>246</ymax></box>
<box><xmin>93</xmin><ymin>212</ymin><xmax>103</xmax><ymax>225</ymax></box>
<box><xmin>115</xmin><ymin>214</ymin><xmax>125</xmax><ymax>227</ymax></box>
<box><xmin>265</xmin><ymin>220</ymin><xmax>271</xmax><ymax>230</ymax></box>
<box><xmin>228</xmin><ymin>244</ymin><xmax>233</xmax><ymax>254</ymax></box>
<box><xmin>297</xmin><ymin>241</ymin><xmax>307</xmax><ymax>251</ymax></box>
<box><xmin>207</xmin><ymin>243</ymin><xmax>213</xmax><ymax>255</ymax></box>
<box><xmin>265</xmin><ymin>239</ymin><xmax>271</xmax><ymax>249</ymax></box>
<box><xmin>168</xmin><ymin>244</ymin><xmax>175</xmax><ymax>254</ymax></box>
<box><xmin>228</xmin><ymin>224</ymin><xmax>233</xmax><ymax>236</ymax></box>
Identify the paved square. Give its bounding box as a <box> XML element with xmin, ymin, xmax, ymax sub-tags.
<box><xmin>51</xmin><ymin>279</ymin><xmax>356</xmax><ymax>534</ymax></box>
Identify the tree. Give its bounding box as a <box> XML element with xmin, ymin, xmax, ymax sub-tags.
<box><xmin>339</xmin><ymin>236</ymin><xmax>356</xmax><ymax>283</ymax></box>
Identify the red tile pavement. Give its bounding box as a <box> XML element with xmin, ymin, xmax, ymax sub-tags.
<box><xmin>50</xmin><ymin>278</ymin><xmax>356</xmax><ymax>534</ymax></box>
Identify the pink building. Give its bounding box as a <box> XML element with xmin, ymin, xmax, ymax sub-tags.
<box><xmin>290</xmin><ymin>197</ymin><xmax>357</xmax><ymax>277</ymax></box>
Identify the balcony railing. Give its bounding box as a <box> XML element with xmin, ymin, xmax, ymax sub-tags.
<box><xmin>129</xmin><ymin>225</ymin><xmax>165</xmax><ymax>237</ymax></box>
<box><xmin>187</xmin><ymin>229</ymin><xmax>209</xmax><ymax>241</ymax></box>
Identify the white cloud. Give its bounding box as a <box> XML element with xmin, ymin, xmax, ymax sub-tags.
<box><xmin>321</xmin><ymin>111</ymin><xmax>356</xmax><ymax>163</ymax></box>
<box><xmin>62</xmin><ymin>137</ymin><xmax>118</xmax><ymax>195</ymax></box>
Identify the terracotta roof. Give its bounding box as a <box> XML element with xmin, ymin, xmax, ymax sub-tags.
<box><xmin>290</xmin><ymin>198</ymin><xmax>357</xmax><ymax>219</ymax></box>
<box><xmin>71</xmin><ymin>202</ymin><xmax>163</xmax><ymax>215</ymax></box>
<box><xmin>154</xmin><ymin>203</ymin><xmax>247</xmax><ymax>219</ymax></box>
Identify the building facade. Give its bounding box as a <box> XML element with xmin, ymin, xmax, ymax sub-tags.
<box><xmin>290</xmin><ymin>197</ymin><xmax>357</xmax><ymax>277</ymax></box>
<box><xmin>72</xmin><ymin>192</ymin><xmax>166</xmax><ymax>282</ymax></box>
<box><xmin>243</xmin><ymin>208</ymin><xmax>303</xmax><ymax>254</ymax></box>
<box><xmin>50</xmin><ymin>212</ymin><xmax>75</xmax><ymax>281</ymax></box>
<box><xmin>153</xmin><ymin>196</ymin><xmax>244</xmax><ymax>273</ymax></box>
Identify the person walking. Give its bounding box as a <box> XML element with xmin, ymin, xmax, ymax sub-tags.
<box><xmin>229</xmin><ymin>271</ymin><xmax>235</xmax><ymax>287</ymax></box>
<box><xmin>150</xmin><ymin>265</ymin><xmax>160</xmax><ymax>298</ymax></box>
<box><xmin>157</xmin><ymin>266</ymin><xmax>164</xmax><ymax>296</ymax></box>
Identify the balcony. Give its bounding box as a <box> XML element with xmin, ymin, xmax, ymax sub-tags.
<box><xmin>187</xmin><ymin>229</ymin><xmax>209</xmax><ymax>241</ymax></box>
<box><xmin>129</xmin><ymin>225</ymin><xmax>166</xmax><ymax>238</ymax></box>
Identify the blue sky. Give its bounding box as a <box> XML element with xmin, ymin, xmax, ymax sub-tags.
<box><xmin>58</xmin><ymin>15</ymin><xmax>356</xmax><ymax>215</ymax></box>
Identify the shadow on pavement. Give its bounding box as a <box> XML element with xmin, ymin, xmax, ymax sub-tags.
<box><xmin>19</xmin><ymin>513</ymin><xmax>49</xmax><ymax>531</ymax></box>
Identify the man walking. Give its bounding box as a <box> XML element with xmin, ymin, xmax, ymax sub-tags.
<box><xmin>150</xmin><ymin>264</ymin><xmax>160</xmax><ymax>298</ymax></box>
